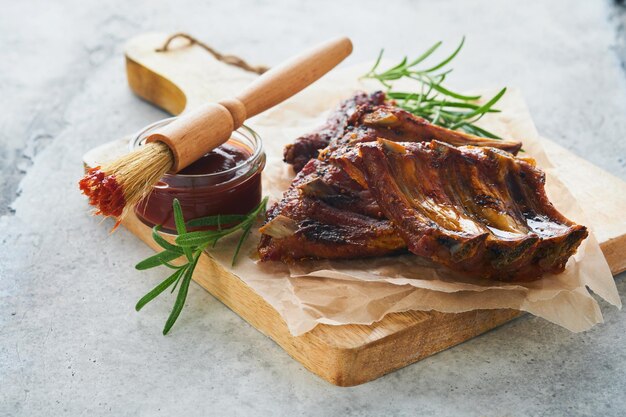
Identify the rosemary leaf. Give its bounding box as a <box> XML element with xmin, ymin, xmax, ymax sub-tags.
<box><xmin>406</xmin><ymin>41</ymin><xmax>442</xmax><ymax>68</ymax></box>
<box><xmin>463</xmin><ymin>87</ymin><xmax>507</xmax><ymax>119</ymax></box>
<box><xmin>386</xmin><ymin>56</ymin><xmax>408</xmax><ymax>75</ymax></box>
<box><xmin>174</xmin><ymin>230</ymin><xmax>218</xmax><ymax>247</ymax></box>
<box><xmin>135</xmin><ymin>267</ymin><xmax>186</xmax><ymax>311</ymax></box>
<box><xmin>172</xmin><ymin>199</ymin><xmax>187</xmax><ymax>235</ymax></box>
<box><xmin>162</xmin><ymin>261</ymin><xmax>183</xmax><ymax>270</ymax></box>
<box><xmin>427</xmin><ymin>82</ymin><xmax>481</xmax><ymax>101</ymax></box>
<box><xmin>151</xmin><ymin>225</ymin><xmax>184</xmax><ymax>253</ymax></box>
<box><xmin>366</xmin><ymin>48</ymin><xmax>385</xmax><ymax>77</ymax></box>
<box><xmin>463</xmin><ymin>123</ymin><xmax>501</xmax><ymax>139</ymax></box>
<box><xmin>162</xmin><ymin>257</ymin><xmax>197</xmax><ymax>335</ymax></box>
<box><xmin>170</xmin><ymin>265</ymin><xmax>186</xmax><ymax>293</ymax></box>
<box><xmin>135</xmin><ymin>250</ymin><xmax>185</xmax><ymax>270</ymax></box>
<box><xmin>422</xmin><ymin>36</ymin><xmax>465</xmax><ymax>73</ymax></box>
<box><xmin>172</xmin><ymin>199</ymin><xmax>194</xmax><ymax>262</ymax></box>
<box><xmin>175</xmin><ymin>229</ymin><xmax>237</xmax><ymax>247</ymax></box>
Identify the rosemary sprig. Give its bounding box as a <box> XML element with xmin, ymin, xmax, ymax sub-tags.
<box><xmin>363</xmin><ymin>37</ymin><xmax>505</xmax><ymax>139</ymax></box>
<box><xmin>135</xmin><ymin>197</ymin><xmax>269</xmax><ymax>335</ymax></box>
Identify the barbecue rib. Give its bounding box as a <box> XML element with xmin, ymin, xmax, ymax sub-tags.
<box><xmin>258</xmin><ymin>158</ymin><xmax>406</xmax><ymax>261</ymax></box>
<box><xmin>283</xmin><ymin>91</ymin><xmax>386</xmax><ymax>172</ymax></box>
<box><xmin>262</xmin><ymin>92</ymin><xmax>524</xmax><ymax>262</ymax></box>
<box><xmin>260</xmin><ymin>91</ymin><xmax>585</xmax><ymax>281</ymax></box>
<box><xmin>322</xmin><ymin>103</ymin><xmax>522</xmax><ymax>159</ymax></box>
<box><xmin>337</xmin><ymin>139</ymin><xmax>588</xmax><ymax>281</ymax></box>
<box><xmin>283</xmin><ymin>90</ymin><xmax>522</xmax><ymax>173</ymax></box>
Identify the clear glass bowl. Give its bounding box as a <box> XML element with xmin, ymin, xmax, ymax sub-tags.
<box><xmin>130</xmin><ymin>117</ymin><xmax>266</xmax><ymax>233</ymax></box>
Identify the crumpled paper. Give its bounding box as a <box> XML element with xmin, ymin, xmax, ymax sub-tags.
<box><xmin>205</xmin><ymin>63</ymin><xmax>621</xmax><ymax>336</ymax></box>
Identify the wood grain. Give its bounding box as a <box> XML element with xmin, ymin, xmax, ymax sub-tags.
<box><xmin>85</xmin><ymin>33</ymin><xmax>626</xmax><ymax>386</ymax></box>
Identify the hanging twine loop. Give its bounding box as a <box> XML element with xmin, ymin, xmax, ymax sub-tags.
<box><xmin>156</xmin><ymin>32</ymin><xmax>269</xmax><ymax>75</ymax></box>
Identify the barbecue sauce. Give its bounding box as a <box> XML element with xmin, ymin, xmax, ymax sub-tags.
<box><xmin>135</xmin><ymin>140</ymin><xmax>264</xmax><ymax>233</ymax></box>
<box><xmin>177</xmin><ymin>143</ymin><xmax>249</xmax><ymax>175</ymax></box>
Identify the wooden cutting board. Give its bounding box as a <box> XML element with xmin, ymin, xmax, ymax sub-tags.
<box><xmin>85</xmin><ymin>33</ymin><xmax>626</xmax><ymax>386</ymax></box>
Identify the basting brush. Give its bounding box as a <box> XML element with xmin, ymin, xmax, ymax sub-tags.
<box><xmin>79</xmin><ymin>37</ymin><xmax>353</xmax><ymax>222</ymax></box>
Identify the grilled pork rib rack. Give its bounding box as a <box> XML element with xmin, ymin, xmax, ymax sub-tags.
<box><xmin>260</xmin><ymin>92</ymin><xmax>588</xmax><ymax>281</ymax></box>
<box><xmin>336</xmin><ymin>139</ymin><xmax>588</xmax><ymax>281</ymax></box>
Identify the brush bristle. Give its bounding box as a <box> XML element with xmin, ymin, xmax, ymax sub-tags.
<box><xmin>79</xmin><ymin>141</ymin><xmax>174</xmax><ymax>220</ymax></box>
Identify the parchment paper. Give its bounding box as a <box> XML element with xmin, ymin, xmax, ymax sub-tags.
<box><xmin>205</xmin><ymin>63</ymin><xmax>620</xmax><ymax>336</ymax></box>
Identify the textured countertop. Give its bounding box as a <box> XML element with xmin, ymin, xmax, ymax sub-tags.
<box><xmin>2</xmin><ymin>1</ymin><xmax>626</xmax><ymax>416</ymax></box>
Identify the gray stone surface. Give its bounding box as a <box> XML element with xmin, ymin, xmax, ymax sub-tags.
<box><xmin>1</xmin><ymin>1</ymin><xmax>625</xmax><ymax>416</ymax></box>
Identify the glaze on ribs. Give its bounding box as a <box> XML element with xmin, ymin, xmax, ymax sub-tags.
<box><xmin>262</xmin><ymin>92</ymin><xmax>523</xmax><ymax>261</ymax></box>
<box><xmin>258</xmin><ymin>158</ymin><xmax>405</xmax><ymax>261</ymax></box>
<box><xmin>322</xmin><ymin>103</ymin><xmax>522</xmax><ymax>159</ymax></box>
<box><xmin>283</xmin><ymin>91</ymin><xmax>386</xmax><ymax>172</ymax></box>
<box><xmin>260</xmin><ymin>91</ymin><xmax>587</xmax><ymax>281</ymax></box>
<box><xmin>337</xmin><ymin>139</ymin><xmax>588</xmax><ymax>281</ymax></box>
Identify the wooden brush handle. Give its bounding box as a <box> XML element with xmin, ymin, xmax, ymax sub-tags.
<box><xmin>147</xmin><ymin>37</ymin><xmax>353</xmax><ymax>172</ymax></box>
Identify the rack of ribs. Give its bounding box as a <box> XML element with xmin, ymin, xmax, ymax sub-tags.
<box><xmin>336</xmin><ymin>139</ymin><xmax>588</xmax><ymax>281</ymax></box>
<box><xmin>260</xmin><ymin>92</ymin><xmax>587</xmax><ymax>281</ymax></box>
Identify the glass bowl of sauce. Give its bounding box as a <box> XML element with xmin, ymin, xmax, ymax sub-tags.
<box><xmin>130</xmin><ymin>117</ymin><xmax>266</xmax><ymax>233</ymax></box>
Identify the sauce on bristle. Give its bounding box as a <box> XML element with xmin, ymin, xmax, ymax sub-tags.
<box><xmin>78</xmin><ymin>166</ymin><xmax>126</xmax><ymax>218</ymax></box>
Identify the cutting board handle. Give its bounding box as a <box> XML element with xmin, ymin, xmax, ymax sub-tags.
<box><xmin>147</xmin><ymin>37</ymin><xmax>353</xmax><ymax>172</ymax></box>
